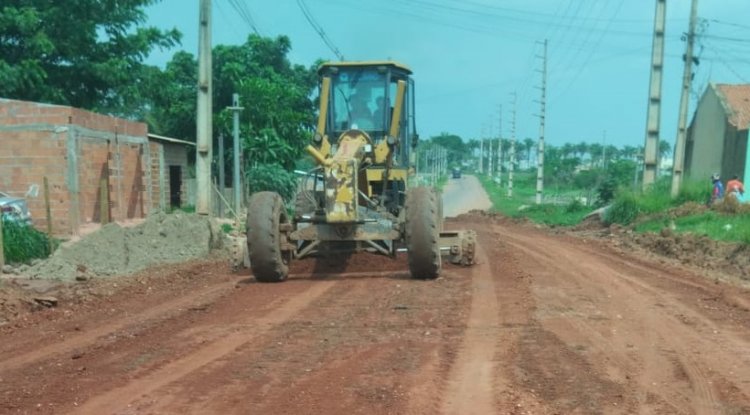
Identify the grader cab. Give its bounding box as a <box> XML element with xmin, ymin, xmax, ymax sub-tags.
<box><xmin>245</xmin><ymin>61</ymin><xmax>475</xmax><ymax>282</ymax></box>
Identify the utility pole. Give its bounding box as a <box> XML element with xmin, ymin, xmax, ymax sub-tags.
<box><xmin>229</xmin><ymin>93</ymin><xmax>244</xmax><ymax>216</ymax></box>
<box><xmin>671</xmin><ymin>0</ymin><xmax>699</xmax><ymax>197</ymax></box>
<box><xmin>487</xmin><ymin>122</ymin><xmax>494</xmax><ymax>176</ymax></box>
<box><xmin>508</xmin><ymin>91</ymin><xmax>517</xmax><ymax>198</ymax></box>
<box><xmin>196</xmin><ymin>0</ymin><xmax>212</xmax><ymax>215</ymax></box>
<box><xmin>479</xmin><ymin>126</ymin><xmax>484</xmax><ymax>173</ymax></box>
<box><xmin>536</xmin><ymin>39</ymin><xmax>547</xmax><ymax>205</ymax></box>
<box><xmin>218</xmin><ymin>132</ymin><xmax>225</xmax><ymax>218</ymax></box>
<box><xmin>642</xmin><ymin>0</ymin><xmax>666</xmax><ymax>189</ymax></box>
<box><xmin>496</xmin><ymin>105</ymin><xmax>503</xmax><ymax>183</ymax></box>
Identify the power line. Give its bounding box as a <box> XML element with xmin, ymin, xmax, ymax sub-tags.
<box><xmin>550</xmin><ymin>0</ymin><xmax>627</xmax><ymax>102</ymax></box>
<box><xmin>225</xmin><ymin>0</ymin><xmax>261</xmax><ymax>35</ymax></box>
<box><xmin>709</xmin><ymin>19</ymin><xmax>750</xmax><ymax>31</ymax></box>
<box><xmin>296</xmin><ymin>0</ymin><xmax>344</xmax><ymax>61</ymax></box>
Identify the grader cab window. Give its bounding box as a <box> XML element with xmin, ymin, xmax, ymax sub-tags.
<box><xmin>332</xmin><ymin>68</ymin><xmax>387</xmax><ymax>133</ymax></box>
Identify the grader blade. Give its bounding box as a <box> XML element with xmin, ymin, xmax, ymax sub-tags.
<box><xmin>439</xmin><ymin>229</ymin><xmax>477</xmax><ymax>266</ymax></box>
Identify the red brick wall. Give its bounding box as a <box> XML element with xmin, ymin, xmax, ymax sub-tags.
<box><xmin>78</xmin><ymin>140</ymin><xmax>111</xmax><ymax>223</ymax></box>
<box><xmin>0</xmin><ymin>129</ymin><xmax>70</xmax><ymax>233</ymax></box>
<box><xmin>0</xmin><ymin>98</ymin><xmax>152</xmax><ymax>235</ymax></box>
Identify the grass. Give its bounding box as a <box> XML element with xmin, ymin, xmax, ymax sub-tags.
<box><xmin>170</xmin><ymin>205</ymin><xmax>196</xmax><ymax>214</ymax></box>
<box><xmin>479</xmin><ymin>174</ymin><xmax>590</xmax><ymax>226</ymax></box>
<box><xmin>478</xmin><ymin>169</ymin><xmax>750</xmax><ymax>246</ymax></box>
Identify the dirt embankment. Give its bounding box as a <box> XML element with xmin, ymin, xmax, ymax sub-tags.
<box><xmin>23</xmin><ymin>213</ymin><xmax>225</xmax><ymax>281</ymax></box>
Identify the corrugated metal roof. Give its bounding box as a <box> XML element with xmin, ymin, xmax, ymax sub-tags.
<box><xmin>147</xmin><ymin>133</ymin><xmax>196</xmax><ymax>146</ymax></box>
<box><xmin>715</xmin><ymin>84</ymin><xmax>750</xmax><ymax>129</ymax></box>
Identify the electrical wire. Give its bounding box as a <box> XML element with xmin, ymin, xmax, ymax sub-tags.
<box><xmin>296</xmin><ymin>0</ymin><xmax>345</xmax><ymax>61</ymax></box>
<box><xmin>225</xmin><ymin>0</ymin><xmax>261</xmax><ymax>35</ymax></box>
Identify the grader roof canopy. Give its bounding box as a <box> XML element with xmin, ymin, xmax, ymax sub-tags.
<box><xmin>317</xmin><ymin>61</ymin><xmax>412</xmax><ymax>75</ymax></box>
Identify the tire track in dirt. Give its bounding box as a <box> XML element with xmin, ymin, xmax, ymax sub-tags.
<box><xmin>121</xmin><ymin>268</ymin><xmax>470</xmax><ymax>415</ymax></box>
<box><xmin>498</xmin><ymin>224</ymin><xmax>750</xmax><ymax>413</ymax></box>
<box><xmin>71</xmin><ymin>280</ymin><xmax>336</xmax><ymax>415</ymax></box>
<box><xmin>441</xmin><ymin>243</ymin><xmax>499</xmax><ymax>415</ymax></box>
<box><xmin>0</xmin><ymin>281</ymin><xmax>234</xmax><ymax>373</ymax></box>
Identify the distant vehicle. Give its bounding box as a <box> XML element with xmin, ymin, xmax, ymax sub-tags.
<box><xmin>0</xmin><ymin>191</ymin><xmax>32</xmax><ymax>225</ymax></box>
<box><xmin>452</xmin><ymin>168</ymin><xmax>462</xmax><ymax>179</ymax></box>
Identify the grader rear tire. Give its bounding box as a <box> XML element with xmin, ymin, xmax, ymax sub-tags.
<box><xmin>247</xmin><ymin>192</ymin><xmax>290</xmax><ymax>283</ymax></box>
<box><xmin>405</xmin><ymin>187</ymin><xmax>442</xmax><ymax>279</ymax></box>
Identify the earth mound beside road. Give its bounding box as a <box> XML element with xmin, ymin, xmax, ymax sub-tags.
<box><xmin>24</xmin><ymin>213</ymin><xmax>225</xmax><ymax>280</ymax></box>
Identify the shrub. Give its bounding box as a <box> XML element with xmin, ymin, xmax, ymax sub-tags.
<box><xmin>604</xmin><ymin>191</ymin><xmax>640</xmax><ymax>225</ymax></box>
<box><xmin>246</xmin><ymin>163</ymin><xmax>297</xmax><ymax>202</ymax></box>
<box><xmin>2</xmin><ymin>218</ymin><xmax>52</xmax><ymax>264</ymax></box>
<box><xmin>565</xmin><ymin>198</ymin><xmax>585</xmax><ymax>213</ymax></box>
<box><xmin>596</xmin><ymin>177</ymin><xmax>617</xmax><ymax>206</ymax></box>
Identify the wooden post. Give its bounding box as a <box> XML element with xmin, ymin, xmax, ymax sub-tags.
<box><xmin>100</xmin><ymin>177</ymin><xmax>110</xmax><ymax>224</ymax></box>
<box><xmin>44</xmin><ymin>177</ymin><xmax>53</xmax><ymax>253</ymax></box>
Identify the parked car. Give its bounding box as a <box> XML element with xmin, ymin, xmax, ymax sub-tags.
<box><xmin>452</xmin><ymin>168</ymin><xmax>462</xmax><ymax>179</ymax></box>
<box><xmin>0</xmin><ymin>191</ymin><xmax>32</xmax><ymax>225</ymax></box>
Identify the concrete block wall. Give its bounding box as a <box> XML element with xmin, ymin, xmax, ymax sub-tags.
<box><xmin>0</xmin><ymin>98</ymin><xmax>156</xmax><ymax>236</ymax></box>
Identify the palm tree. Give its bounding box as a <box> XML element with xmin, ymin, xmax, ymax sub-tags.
<box><xmin>588</xmin><ymin>143</ymin><xmax>603</xmax><ymax>168</ymax></box>
<box><xmin>562</xmin><ymin>142</ymin><xmax>575</xmax><ymax>159</ymax></box>
<box><xmin>523</xmin><ymin>138</ymin><xmax>535</xmax><ymax>168</ymax></box>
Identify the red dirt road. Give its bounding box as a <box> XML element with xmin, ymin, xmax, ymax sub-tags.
<box><xmin>2</xmin><ymin>216</ymin><xmax>749</xmax><ymax>414</ymax></box>
<box><xmin>1</xmin><ymin>179</ymin><xmax>749</xmax><ymax>414</ymax></box>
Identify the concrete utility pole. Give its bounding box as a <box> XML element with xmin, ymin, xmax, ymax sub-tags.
<box><xmin>196</xmin><ymin>0</ymin><xmax>213</xmax><ymax>215</ymax></box>
<box><xmin>642</xmin><ymin>0</ymin><xmax>666</xmax><ymax>189</ymax></box>
<box><xmin>479</xmin><ymin>126</ymin><xmax>484</xmax><ymax>173</ymax></box>
<box><xmin>218</xmin><ymin>132</ymin><xmax>225</xmax><ymax>218</ymax></box>
<box><xmin>497</xmin><ymin>104</ymin><xmax>503</xmax><ymax>184</ymax></box>
<box><xmin>508</xmin><ymin>91</ymin><xmax>517</xmax><ymax>198</ymax></box>
<box><xmin>229</xmin><ymin>93</ymin><xmax>244</xmax><ymax>216</ymax></box>
<box><xmin>536</xmin><ymin>39</ymin><xmax>548</xmax><ymax>205</ymax></box>
<box><xmin>487</xmin><ymin>122</ymin><xmax>494</xmax><ymax>176</ymax></box>
<box><xmin>672</xmin><ymin>0</ymin><xmax>699</xmax><ymax>197</ymax></box>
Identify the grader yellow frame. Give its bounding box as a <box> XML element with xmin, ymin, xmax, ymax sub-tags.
<box><xmin>244</xmin><ymin>61</ymin><xmax>475</xmax><ymax>282</ymax></box>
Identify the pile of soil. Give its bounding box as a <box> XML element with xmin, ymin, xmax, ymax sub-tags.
<box><xmin>594</xmin><ymin>226</ymin><xmax>750</xmax><ymax>282</ymax></box>
<box><xmin>24</xmin><ymin>213</ymin><xmax>225</xmax><ymax>281</ymax></box>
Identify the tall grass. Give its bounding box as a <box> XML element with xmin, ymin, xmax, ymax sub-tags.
<box><xmin>2</xmin><ymin>218</ymin><xmax>53</xmax><ymax>264</ymax></box>
<box><xmin>479</xmin><ymin>174</ymin><xmax>589</xmax><ymax>226</ymax></box>
<box><xmin>605</xmin><ymin>178</ymin><xmax>710</xmax><ymax>225</ymax></box>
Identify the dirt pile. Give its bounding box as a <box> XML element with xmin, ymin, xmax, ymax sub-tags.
<box><xmin>24</xmin><ymin>213</ymin><xmax>225</xmax><ymax>280</ymax></box>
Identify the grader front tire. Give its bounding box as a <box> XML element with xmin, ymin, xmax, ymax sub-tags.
<box><xmin>247</xmin><ymin>192</ymin><xmax>291</xmax><ymax>283</ymax></box>
<box><xmin>405</xmin><ymin>187</ymin><xmax>442</xmax><ymax>280</ymax></box>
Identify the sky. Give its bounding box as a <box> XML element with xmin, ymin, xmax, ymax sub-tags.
<box><xmin>144</xmin><ymin>0</ymin><xmax>750</xmax><ymax>150</ymax></box>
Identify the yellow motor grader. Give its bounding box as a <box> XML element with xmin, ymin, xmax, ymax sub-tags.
<box><xmin>245</xmin><ymin>61</ymin><xmax>475</xmax><ymax>282</ymax></box>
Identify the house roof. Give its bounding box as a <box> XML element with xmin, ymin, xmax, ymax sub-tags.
<box><xmin>147</xmin><ymin>133</ymin><xmax>195</xmax><ymax>146</ymax></box>
<box><xmin>715</xmin><ymin>84</ymin><xmax>750</xmax><ymax>129</ymax></box>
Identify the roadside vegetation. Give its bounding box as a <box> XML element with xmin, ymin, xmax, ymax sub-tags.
<box><xmin>471</xmin><ymin>138</ymin><xmax>749</xmax><ymax>245</ymax></box>
<box><xmin>1</xmin><ymin>218</ymin><xmax>54</xmax><ymax>264</ymax></box>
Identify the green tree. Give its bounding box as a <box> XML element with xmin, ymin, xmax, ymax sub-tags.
<box><xmin>0</xmin><ymin>0</ymin><xmax>180</xmax><ymax>114</ymax></box>
<box><xmin>430</xmin><ymin>132</ymin><xmax>467</xmax><ymax>166</ymax></box>
<box><xmin>146</xmin><ymin>51</ymin><xmax>197</xmax><ymax>142</ymax></box>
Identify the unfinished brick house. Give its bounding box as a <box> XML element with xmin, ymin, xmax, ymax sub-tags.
<box><xmin>0</xmin><ymin>98</ymin><xmax>194</xmax><ymax>236</ymax></box>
